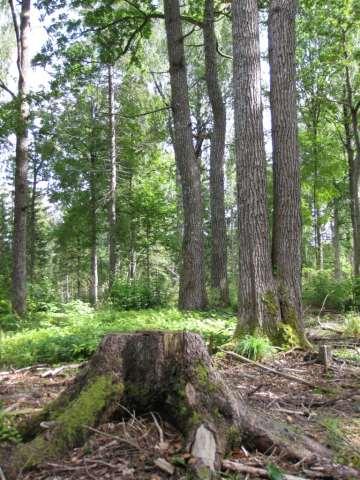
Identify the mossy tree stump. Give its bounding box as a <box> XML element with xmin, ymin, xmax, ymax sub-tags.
<box><xmin>2</xmin><ymin>332</ymin><xmax>331</xmax><ymax>479</ymax></box>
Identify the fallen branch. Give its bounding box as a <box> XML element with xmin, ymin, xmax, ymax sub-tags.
<box><xmin>222</xmin><ymin>459</ymin><xmax>306</xmax><ymax>479</ymax></box>
<box><xmin>0</xmin><ymin>466</ymin><xmax>6</xmax><ymax>480</ymax></box>
<box><xmin>220</xmin><ymin>349</ymin><xmax>322</xmax><ymax>389</ymax></box>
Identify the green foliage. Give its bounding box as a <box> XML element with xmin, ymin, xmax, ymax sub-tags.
<box><xmin>343</xmin><ymin>313</ymin><xmax>360</xmax><ymax>337</ymax></box>
<box><xmin>234</xmin><ymin>334</ymin><xmax>275</xmax><ymax>361</ymax></box>
<box><xmin>302</xmin><ymin>269</ymin><xmax>353</xmax><ymax>311</ymax></box>
<box><xmin>266</xmin><ymin>464</ymin><xmax>284</xmax><ymax>480</ymax></box>
<box><xmin>0</xmin><ymin>299</ymin><xmax>10</xmax><ymax>314</ymax></box>
<box><xmin>110</xmin><ymin>278</ymin><xmax>169</xmax><ymax>310</ymax></box>
<box><xmin>0</xmin><ymin>313</ymin><xmax>19</xmax><ymax>332</ymax></box>
<box><xmin>0</xmin><ymin>404</ymin><xmax>21</xmax><ymax>444</ymax></box>
<box><xmin>0</xmin><ymin>306</ymin><xmax>237</xmax><ymax>368</ymax></box>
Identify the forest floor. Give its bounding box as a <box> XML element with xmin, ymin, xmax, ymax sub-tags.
<box><xmin>1</xmin><ymin>315</ymin><xmax>359</xmax><ymax>479</ymax></box>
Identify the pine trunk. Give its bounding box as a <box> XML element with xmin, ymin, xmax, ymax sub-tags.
<box><xmin>232</xmin><ymin>0</ymin><xmax>281</xmax><ymax>337</ymax></box>
<box><xmin>269</xmin><ymin>0</ymin><xmax>306</xmax><ymax>342</ymax></box>
<box><xmin>11</xmin><ymin>0</ymin><xmax>31</xmax><ymax>316</ymax></box>
<box><xmin>164</xmin><ymin>0</ymin><xmax>207</xmax><ymax>310</ymax></box>
<box><xmin>204</xmin><ymin>0</ymin><xmax>229</xmax><ymax>307</ymax></box>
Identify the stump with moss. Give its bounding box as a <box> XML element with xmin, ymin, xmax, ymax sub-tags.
<box><xmin>1</xmin><ymin>331</ymin><xmax>334</xmax><ymax>478</ymax></box>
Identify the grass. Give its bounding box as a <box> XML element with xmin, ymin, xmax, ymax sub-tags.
<box><xmin>234</xmin><ymin>334</ymin><xmax>275</xmax><ymax>361</ymax></box>
<box><xmin>321</xmin><ymin>416</ymin><xmax>360</xmax><ymax>468</ymax></box>
<box><xmin>0</xmin><ymin>306</ymin><xmax>237</xmax><ymax>368</ymax></box>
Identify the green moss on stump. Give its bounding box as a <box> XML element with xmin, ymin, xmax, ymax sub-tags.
<box><xmin>12</xmin><ymin>375</ymin><xmax>123</xmax><ymax>470</ymax></box>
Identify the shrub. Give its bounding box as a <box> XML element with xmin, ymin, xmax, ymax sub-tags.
<box><xmin>0</xmin><ymin>313</ymin><xmax>19</xmax><ymax>332</ymax></box>
<box><xmin>344</xmin><ymin>313</ymin><xmax>360</xmax><ymax>337</ymax></box>
<box><xmin>0</xmin><ymin>405</ymin><xmax>21</xmax><ymax>444</ymax></box>
<box><xmin>234</xmin><ymin>334</ymin><xmax>275</xmax><ymax>361</ymax></box>
<box><xmin>110</xmin><ymin>278</ymin><xmax>169</xmax><ymax>310</ymax></box>
<box><xmin>302</xmin><ymin>269</ymin><xmax>353</xmax><ymax>312</ymax></box>
<box><xmin>0</xmin><ymin>299</ymin><xmax>11</xmax><ymax>315</ymax></box>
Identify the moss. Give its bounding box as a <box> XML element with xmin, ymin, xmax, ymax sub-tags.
<box><xmin>196</xmin><ymin>362</ymin><xmax>209</xmax><ymax>387</ymax></box>
<box><xmin>12</xmin><ymin>375</ymin><xmax>123</xmax><ymax>470</ymax></box>
<box><xmin>275</xmin><ymin>323</ymin><xmax>300</xmax><ymax>348</ymax></box>
<box><xmin>226</xmin><ymin>425</ymin><xmax>241</xmax><ymax>450</ymax></box>
<box><xmin>262</xmin><ymin>291</ymin><xmax>279</xmax><ymax>320</ymax></box>
<box><xmin>195</xmin><ymin>362</ymin><xmax>218</xmax><ymax>394</ymax></box>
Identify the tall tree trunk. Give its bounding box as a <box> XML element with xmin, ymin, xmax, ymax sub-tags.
<box><xmin>89</xmin><ymin>152</ymin><xmax>98</xmax><ymax>306</ymax></box>
<box><xmin>344</xmin><ymin>66</ymin><xmax>360</xmax><ymax>277</ymax></box>
<box><xmin>203</xmin><ymin>0</ymin><xmax>229</xmax><ymax>307</ymax></box>
<box><xmin>343</xmin><ymin>100</ymin><xmax>360</xmax><ymax>277</ymax></box>
<box><xmin>313</xmin><ymin>156</ymin><xmax>323</xmax><ymax>270</ymax></box>
<box><xmin>108</xmin><ymin>64</ymin><xmax>117</xmax><ymax>290</ymax></box>
<box><xmin>11</xmin><ymin>0</ymin><xmax>31</xmax><ymax>316</ymax></box>
<box><xmin>232</xmin><ymin>0</ymin><xmax>281</xmax><ymax>337</ymax></box>
<box><xmin>28</xmin><ymin>166</ymin><xmax>37</xmax><ymax>284</ymax></box>
<box><xmin>28</xmin><ymin>156</ymin><xmax>43</xmax><ymax>284</ymax></box>
<box><xmin>164</xmin><ymin>0</ymin><xmax>207</xmax><ymax>310</ymax></box>
<box><xmin>332</xmin><ymin>199</ymin><xmax>341</xmax><ymax>280</ymax></box>
<box><xmin>269</xmin><ymin>0</ymin><xmax>305</xmax><ymax>340</ymax></box>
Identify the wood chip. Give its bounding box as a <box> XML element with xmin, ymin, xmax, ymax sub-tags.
<box><xmin>154</xmin><ymin>458</ymin><xmax>175</xmax><ymax>475</ymax></box>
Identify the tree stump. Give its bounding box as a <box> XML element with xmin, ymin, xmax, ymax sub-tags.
<box><xmin>2</xmin><ymin>332</ymin><xmax>332</xmax><ymax>479</ymax></box>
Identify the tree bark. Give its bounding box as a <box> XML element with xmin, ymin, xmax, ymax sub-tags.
<box><xmin>28</xmin><ymin>164</ymin><xmax>37</xmax><ymax>284</ymax></box>
<box><xmin>11</xmin><ymin>0</ymin><xmax>31</xmax><ymax>316</ymax></box>
<box><xmin>332</xmin><ymin>198</ymin><xmax>341</xmax><ymax>280</ymax></box>
<box><xmin>344</xmin><ymin>68</ymin><xmax>360</xmax><ymax>277</ymax></box>
<box><xmin>232</xmin><ymin>0</ymin><xmax>281</xmax><ymax>337</ymax></box>
<box><xmin>269</xmin><ymin>0</ymin><xmax>305</xmax><ymax>341</ymax></box>
<box><xmin>3</xmin><ymin>332</ymin><xmax>336</xmax><ymax>479</ymax></box>
<box><xmin>108</xmin><ymin>64</ymin><xmax>117</xmax><ymax>290</ymax></box>
<box><xmin>89</xmin><ymin>150</ymin><xmax>98</xmax><ymax>306</ymax></box>
<box><xmin>164</xmin><ymin>0</ymin><xmax>208</xmax><ymax>310</ymax></box>
<box><xmin>203</xmin><ymin>0</ymin><xmax>229</xmax><ymax>307</ymax></box>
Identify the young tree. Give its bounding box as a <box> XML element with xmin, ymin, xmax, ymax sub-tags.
<box><xmin>269</xmin><ymin>0</ymin><xmax>304</xmax><ymax>336</ymax></box>
<box><xmin>163</xmin><ymin>0</ymin><xmax>207</xmax><ymax>309</ymax></box>
<box><xmin>232</xmin><ymin>0</ymin><xmax>281</xmax><ymax>336</ymax></box>
<box><xmin>203</xmin><ymin>0</ymin><xmax>229</xmax><ymax>306</ymax></box>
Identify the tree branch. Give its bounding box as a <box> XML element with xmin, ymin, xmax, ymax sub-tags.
<box><xmin>216</xmin><ymin>40</ymin><xmax>232</xmax><ymax>59</ymax></box>
<box><xmin>0</xmin><ymin>79</ymin><xmax>16</xmax><ymax>99</ymax></box>
<box><xmin>8</xmin><ymin>0</ymin><xmax>22</xmax><ymax>80</ymax></box>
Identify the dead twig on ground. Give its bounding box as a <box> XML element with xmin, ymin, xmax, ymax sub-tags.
<box><xmin>84</xmin><ymin>425</ymin><xmax>140</xmax><ymax>450</ymax></box>
<box><xmin>221</xmin><ymin>349</ymin><xmax>325</xmax><ymax>390</ymax></box>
